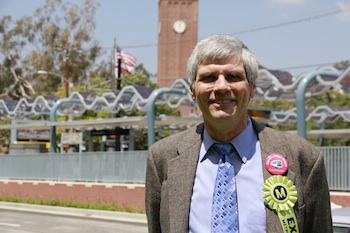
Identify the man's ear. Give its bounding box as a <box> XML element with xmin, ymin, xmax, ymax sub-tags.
<box><xmin>189</xmin><ymin>85</ymin><xmax>196</xmax><ymax>101</ymax></box>
<box><xmin>250</xmin><ymin>82</ymin><xmax>256</xmax><ymax>99</ymax></box>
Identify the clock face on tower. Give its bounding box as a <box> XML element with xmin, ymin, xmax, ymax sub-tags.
<box><xmin>173</xmin><ymin>20</ymin><xmax>186</xmax><ymax>34</ymax></box>
<box><xmin>158</xmin><ymin>0</ymin><xmax>198</xmax><ymax>88</ymax></box>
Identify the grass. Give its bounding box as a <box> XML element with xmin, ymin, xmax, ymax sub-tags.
<box><xmin>0</xmin><ymin>196</ymin><xmax>145</xmax><ymax>214</ymax></box>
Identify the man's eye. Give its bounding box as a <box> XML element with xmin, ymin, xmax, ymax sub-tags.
<box><xmin>226</xmin><ymin>74</ymin><xmax>241</xmax><ymax>82</ymax></box>
<box><xmin>200</xmin><ymin>75</ymin><xmax>216</xmax><ymax>83</ymax></box>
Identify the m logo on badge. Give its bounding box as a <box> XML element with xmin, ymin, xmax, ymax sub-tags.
<box><xmin>274</xmin><ymin>185</ymin><xmax>287</xmax><ymax>201</ymax></box>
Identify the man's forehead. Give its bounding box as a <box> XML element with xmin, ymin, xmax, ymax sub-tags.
<box><xmin>197</xmin><ymin>57</ymin><xmax>244</xmax><ymax>71</ymax></box>
<box><xmin>199</xmin><ymin>56</ymin><xmax>243</xmax><ymax>66</ymax></box>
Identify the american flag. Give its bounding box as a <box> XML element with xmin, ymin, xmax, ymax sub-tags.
<box><xmin>115</xmin><ymin>46</ymin><xmax>137</xmax><ymax>75</ymax></box>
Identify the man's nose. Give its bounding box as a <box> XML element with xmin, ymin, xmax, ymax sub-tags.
<box><xmin>214</xmin><ymin>76</ymin><xmax>230</xmax><ymax>92</ymax></box>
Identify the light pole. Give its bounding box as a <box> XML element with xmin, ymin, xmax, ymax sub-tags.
<box><xmin>37</xmin><ymin>70</ymin><xmax>73</xmax><ymax>122</ymax></box>
<box><xmin>37</xmin><ymin>70</ymin><xmax>70</xmax><ymax>98</ymax></box>
<box><xmin>38</xmin><ymin>70</ymin><xmax>74</xmax><ymax>152</ymax></box>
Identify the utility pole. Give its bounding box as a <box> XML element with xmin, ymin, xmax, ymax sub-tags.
<box><xmin>65</xmin><ymin>48</ymin><xmax>69</xmax><ymax>98</ymax></box>
<box><xmin>64</xmin><ymin>48</ymin><xmax>70</xmax><ymax>124</ymax></box>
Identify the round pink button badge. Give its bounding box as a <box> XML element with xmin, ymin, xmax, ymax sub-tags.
<box><xmin>265</xmin><ymin>153</ymin><xmax>288</xmax><ymax>175</ymax></box>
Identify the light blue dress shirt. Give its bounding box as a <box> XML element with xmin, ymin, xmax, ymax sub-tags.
<box><xmin>188</xmin><ymin>117</ymin><xmax>266</xmax><ymax>233</ymax></box>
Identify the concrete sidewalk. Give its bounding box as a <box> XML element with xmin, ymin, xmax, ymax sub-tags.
<box><xmin>0</xmin><ymin>202</ymin><xmax>147</xmax><ymax>225</ymax></box>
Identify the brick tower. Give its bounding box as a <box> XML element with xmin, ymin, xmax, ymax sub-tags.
<box><xmin>157</xmin><ymin>0</ymin><xmax>198</xmax><ymax>87</ymax></box>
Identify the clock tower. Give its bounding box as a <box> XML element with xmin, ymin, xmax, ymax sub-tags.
<box><xmin>157</xmin><ymin>0</ymin><xmax>198</xmax><ymax>87</ymax></box>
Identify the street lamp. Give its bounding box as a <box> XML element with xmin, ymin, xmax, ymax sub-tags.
<box><xmin>37</xmin><ymin>70</ymin><xmax>75</xmax><ymax>152</ymax></box>
<box><xmin>37</xmin><ymin>70</ymin><xmax>70</xmax><ymax>98</ymax></box>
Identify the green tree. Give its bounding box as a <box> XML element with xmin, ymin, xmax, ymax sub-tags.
<box><xmin>305</xmin><ymin>90</ymin><xmax>350</xmax><ymax>146</ymax></box>
<box><xmin>0</xmin><ymin>119</ymin><xmax>10</xmax><ymax>154</ymax></box>
<box><xmin>122</xmin><ymin>65</ymin><xmax>158</xmax><ymax>89</ymax></box>
<box><xmin>0</xmin><ymin>0</ymin><xmax>103</xmax><ymax>97</ymax></box>
<box><xmin>0</xmin><ymin>0</ymin><xmax>181</xmax><ymax>151</ymax></box>
<box><xmin>118</xmin><ymin>65</ymin><xmax>179</xmax><ymax>149</ymax></box>
<box><xmin>0</xmin><ymin>16</ymin><xmax>35</xmax><ymax>99</ymax></box>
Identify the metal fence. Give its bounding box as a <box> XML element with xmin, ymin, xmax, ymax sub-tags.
<box><xmin>0</xmin><ymin>147</ymin><xmax>349</xmax><ymax>190</ymax></box>
<box><xmin>322</xmin><ymin>147</ymin><xmax>350</xmax><ymax>191</ymax></box>
<box><xmin>0</xmin><ymin>151</ymin><xmax>148</xmax><ymax>184</ymax></box>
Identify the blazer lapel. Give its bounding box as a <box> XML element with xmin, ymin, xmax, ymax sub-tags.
<box><xmin>259</xmin><ymin>133</ymin><xmax>286</xmax><ymax>233</ymax></box>
<box><xmin>252</xmin><ymin>119</ymin><xmax>297</xmax><ymax>233</ymax></box>
<box><xmin>167</xmin><ymin>124</ymin><xmax>203</xmax><ymax>232</ymax></box>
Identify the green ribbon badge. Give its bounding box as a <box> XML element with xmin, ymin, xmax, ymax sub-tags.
<box><xmin>262</xmin><ymin>175</ymin><xmax>299</xmax><ymax>233</ymax></box>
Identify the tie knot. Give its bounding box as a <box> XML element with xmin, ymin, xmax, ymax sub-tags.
<box><xmin>212</xmin><ymin>143</ymin><xmax>234</xmax><ymax>156</ymax></box>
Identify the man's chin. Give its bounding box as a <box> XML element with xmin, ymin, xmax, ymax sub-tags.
<box><xmin>210</xmin><ymin>113</ymin><xmax>234</xmax><ymax>121</ymax></box>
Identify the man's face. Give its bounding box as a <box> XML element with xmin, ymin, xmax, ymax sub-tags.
<box><xmin>190</xmin><ymin>56</ymin><xmax>256</xmax><ymax>129</ymax></box>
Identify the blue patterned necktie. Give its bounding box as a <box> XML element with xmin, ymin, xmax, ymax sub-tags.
<box><xmin>211</xmin><ymin>143</ymin><xmax>239</xmax><ymax>233</ymax></box>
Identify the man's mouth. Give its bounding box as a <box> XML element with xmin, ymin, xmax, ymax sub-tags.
<box><xmin>212</xmin><ymin>99</ymin><xmax>233</xmax><ymax>104</ymax></box>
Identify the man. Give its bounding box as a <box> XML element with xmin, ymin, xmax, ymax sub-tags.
<box><xmin>145</xmin><ymin>34</ymin><xmax>332</xmax><ymax>233</ymax></box>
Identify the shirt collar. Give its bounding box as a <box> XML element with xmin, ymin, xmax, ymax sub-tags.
<box><xmin>201</xmin><ymin>117</ymin><xmax>258</xmax><ymax>164</ymax></box>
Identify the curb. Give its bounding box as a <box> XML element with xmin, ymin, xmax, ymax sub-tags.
<box><xmin>0</xmin><ymin>202</ymin><xmax>147</xmax><ymax>225</ymax></box>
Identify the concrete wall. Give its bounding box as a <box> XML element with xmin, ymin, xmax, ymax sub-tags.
<box><xmin>0</xmin><ymin>180</ymin><xmax>145</xmax><ymax>212</ymax></box>
<box><xmin>330</xmin><ymin>192</ymin><xmax>350</xmax><ymax>207</ymax></box>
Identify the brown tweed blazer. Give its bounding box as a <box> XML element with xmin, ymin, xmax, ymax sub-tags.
<box><xmin>145</xmin><ymin>119</ymin><xmax>333</xmax><ymax>233</ymax></box>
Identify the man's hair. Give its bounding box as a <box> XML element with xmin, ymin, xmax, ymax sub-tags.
<box><xmin>187</xmin><ymin>34</ymin><xmax>258</xmax><ymax>89</ymax></box>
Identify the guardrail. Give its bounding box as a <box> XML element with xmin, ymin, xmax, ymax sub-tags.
<box><xmin>0</xmin><ymin>147</ymin><xmax>349</xmax><ymax>190</ymax></box>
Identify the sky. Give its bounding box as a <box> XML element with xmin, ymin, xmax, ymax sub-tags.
<box><xmin>1</xmin><ymin>0</ymin><xmax>350</xmax><ymax>78</ymax></box>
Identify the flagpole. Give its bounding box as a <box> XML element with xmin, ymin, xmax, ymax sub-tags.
<box><xmin>115</xmin><ymin>38</ymin><xmax>122</xmax><ymax>91</ymax></box>
<box><xmin>112</xmin><ymin>38</ymin><xmax>116</xmax><ymax>92</ymax></box>
<box><xmin>117</xmin><ymin>57</ymin><xmax>122</xmax><ymax>91</ymax></box>
<box><xmin>114</xmin><ymin>38</ymin><xmax>121</xmax><ymax>151</ymax></box>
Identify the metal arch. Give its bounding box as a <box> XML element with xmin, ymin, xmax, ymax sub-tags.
<box><xmin>1</xmin><ymin>67</ymin><xmax>349</xmax><ymax>119</ymax></box>
<box><xmin>147</xmin><ymin>87</ymin><xmax>189</xmax><ymax>147</ymax></box>
<box><xmin>0</xmin><ymin>81</ymin><xmax>194</xmax><ymax>119</ymax></box>
<box><xmin>255</xmin><ymin>66</ymin><xmax>350</xmax><ymax>101</ymax></box>
<box><xmin>271</xmin><ymin>106</ymin><xmax>350</xmax><ymax>125</ymax></box>
<box><xmin>50</xmin><ymin>98</ymin><xmax>82</xmax><ymax>153</ymax></box>
<box><xmin>2</xmin><ymin>68</ymin><xmax>350</xmax><ymax>145</ymax></box>
<box><xmin>296</xmin><ymin>66</ymin><xmax>350</xmax><ymax>138</ymax></box>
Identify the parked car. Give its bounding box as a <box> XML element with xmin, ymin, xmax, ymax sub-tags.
<box><xmin>333</xmin><ymin>207</ymin><xmax>350</xmax><ymax>232</ymax></box>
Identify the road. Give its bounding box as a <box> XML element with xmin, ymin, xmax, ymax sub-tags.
<box><xmin>0</xmin><ymin>209</ymin><xmax>148</xmax><ymax>233</ymax></box>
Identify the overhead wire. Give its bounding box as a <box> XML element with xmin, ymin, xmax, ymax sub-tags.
<box><xmin>100</xmin><ymin>6</ymin><xmax>350</xmax><ymax>71</ymax></box>
<box><xmin>108</xmin><ymin>6</ymin><xmax>350</xmax><ymax>50</ymax></box>
<box><xmin>231</xmin><ymin>7</ymin><xmax>347</xmax><ymax>35</ymax></box>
